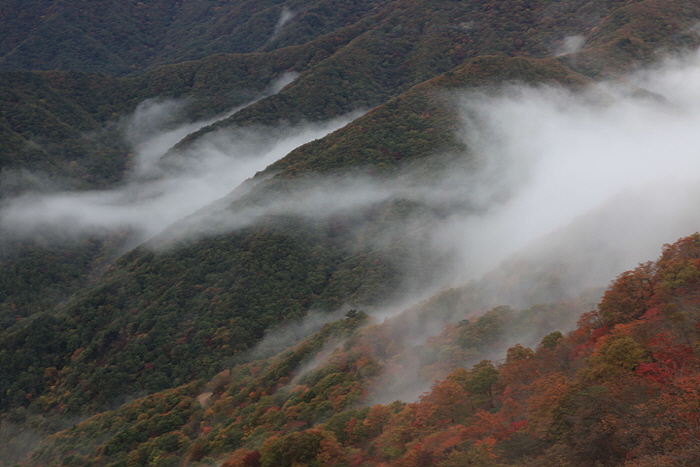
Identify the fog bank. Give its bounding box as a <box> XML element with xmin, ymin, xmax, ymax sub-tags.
<box><xmin>173</xmin><ymin>52</ymin><xmax>700</xmax><ymax>305</ymax></box>
<box><xmin>5</xmin><ymin>52</ymin><xmax>700</xmax><ymax>321</ymax></box>
<box><xmin>0</xmin><ymin>100</ymin><xmax>357</xmax><ymax>244</ymax></box>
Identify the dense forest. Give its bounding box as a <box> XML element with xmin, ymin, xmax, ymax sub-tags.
<box><xmin>2</xmin><ymin>0</ymin><xmax>700</xmax><ymax>466</ymax></box>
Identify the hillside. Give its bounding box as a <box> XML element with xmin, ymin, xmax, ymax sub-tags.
<box><xmin>0</xmin><ymin>0</ymin><xmax>389</xmax><ymax>75</ymax></box>
<box><xmin>16</xmin><ymin>234</ymin><xmax>700</xmax><ymax>467</ymax></box>
<box><xmin>2</xmin><ymin>0</ymin><xmax>700</xmax><ymax>466</ymax></box>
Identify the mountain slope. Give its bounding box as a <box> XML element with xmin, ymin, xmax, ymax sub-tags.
<box><xmin>3</xmin><ymin>0</ymin><xmax>699</xmax><ymax>183</ymax></box>
<box><xmin>21</xmin><ymin>234</ymin><xmax>700</xmax><ymax>467</ymax></box>
<box><xmin>0</xmin><ymin>0</ymin><xmax>389</xmax><ymax>76</ymax></box>
<box><xmin>2</xmin><ymin>0</ymin><xmax>700</xmax><ymax>465</ymax></box>
<box><xmin>0</xmin><ymin>54</ymin><xmax>594</xmax><ymax>424</ymax></box>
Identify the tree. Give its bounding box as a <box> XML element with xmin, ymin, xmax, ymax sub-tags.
<box><xmin>540</xmin><ymin>331</ymin><xmax>563</xmax><ymax>350</ymax></box>
<box><xmin>464</xmin><ymin>361</ymin><xmax>500</xmax><ymax>410</ymax></box>
<box><xmin>259</xmin><ymin>429</ymin><xmax>343</xmax><ymax>467</ymax></box>
<box><xmin>598</xmin><ymin>262</ymin><xmax>655</xmax><ymax>325</ymax></box>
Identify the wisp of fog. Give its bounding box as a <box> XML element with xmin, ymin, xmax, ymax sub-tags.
<box><xmin>0</xmin><ymin>98</ymin><xmax>357</xmax><ymax>243</ymax></box>
<box><xmin>272</xmin><ymin>7</ymin><xmax>295</xmax><ymax>38</ymax></box>
<box><xmin>195</xmin><ymin>52</ymin><xmax>700</xmax><ymax>302</ymax></box>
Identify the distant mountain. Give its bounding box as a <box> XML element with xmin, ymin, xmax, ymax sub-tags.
<box><xmin>2</xmin><ymin>0</ymin><xmax>700</xmax><ymax>465</ymax></box>
<box><xmin>0</xmin><ymin>0</ymin><xmax>389</xmax><ymax>75</ymax></box>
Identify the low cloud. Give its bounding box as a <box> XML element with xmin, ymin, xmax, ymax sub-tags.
<box><xmin>211</xmin><ymin>50</ymin><xmax>700</xmax><ymax>405</ymax></box>
<box><xmin>180</xmin><ymin>51</ymin><xmax>700</xmax><ymax>296</ymax></box>
<box><xmin>554</xmin><ymin>35</ymin><xmax>586</xmax><ymax>56</ymax></box>
<box><xmin>439</xmin><ymin>55</ymin><xmax>700</xmax><ymax>287</ymax></box>
<box><xmin>140</xmin><ymin>52</ymin><xmax>700</xmax><ymax>308</ymax></box>
<box><xmin>5</xmin><ymin>52</ymin><xmax>700</xmax><ymax>348</ymax></box>
<box><xmin>0</xmin><ymin>100</ymin><xmax>358</xmax><ymax>245</ymax></box>
<box><xmin>272</xmin><ymin>7</ymin><xmax>295</xmax><ymax>38</ymax></box>
<box><xmin>362</xmin><ymin>51</ymin><xmax>700</xmax><ymax>403</ymax></box>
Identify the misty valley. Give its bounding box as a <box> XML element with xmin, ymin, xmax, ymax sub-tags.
<box><xmin>2</xmin><ymin>1</ymin><xmax>700</xmax><ymax>466</ymax></box>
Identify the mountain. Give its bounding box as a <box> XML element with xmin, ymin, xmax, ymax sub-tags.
<box><xmin>16</xmin><ymin>234</ymin><xmax>700</xmax><ymax>467</ymax></box>
<box><xmin>0</xmin><ymin>0</ymin><xmax>389</xmax><ymax>76</ymax></box>
<box><xmin>2</xmin><ymin>0</ymin><xmax>700</xmax><ymax>466</ymax></box>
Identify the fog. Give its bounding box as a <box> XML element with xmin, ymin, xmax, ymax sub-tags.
<box><xmin>168</xmin><ymin>52</ymin><xmax>700</xmax><ymax>301</ymax></box>
<box><xmin>272</xmin><ymin>7</ymin><xmax>295</xmax><ymax>38</ymax></box>
<box><xmin>6</xmin><ymin>52</ymin><xmax>700</xmax><ymax>303</ymax></box>
<box><xmin>6</xmin><ymin>51</ymin><xmax>700</xmax><ymax>408</ymax></box>
<box><xmin>439</xmin><ymin>73</ymin><xmax>700</xmax><ymax>286</ymax></box>
<box><xmin>0</xmin><ymin>100</ymin><xmax>358</xmax><ymax>245</ymax></box>
<box><xmin>554</xmin><ymin>35</ymin><xmax>586</xmax><ymax>56</ymax></box>
<box><xmin>232</xmin><ymin>51</ymin><xmax>700</xmax><ymax>404</ymax></box>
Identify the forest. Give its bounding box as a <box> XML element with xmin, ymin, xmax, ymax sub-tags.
<box><xmin>2</xmin><ymin>0</ymin><xmax>700</xmax><ymax>466</ymax></box>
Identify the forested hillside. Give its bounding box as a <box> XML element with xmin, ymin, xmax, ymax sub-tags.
<box><xmin>0</xmin><ymin>0</ymin><xmax>389</xmax><ymax>75</ymax></box>
<box><xmin>21</xmin><ymin>234</ymin><xmax>700</xmax><ymax>467</ymax></box>
<box><xmin>2</xmin><ymin>0</ymin><xmax>700</xmax><ymax>466</ymax></box>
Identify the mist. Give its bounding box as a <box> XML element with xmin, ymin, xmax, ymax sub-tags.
<box><xmin>4</xmin><ymin>53</ymin><xmax>700</xmax><ymax>302</ymax></box>
<box><xmin>0</xmin><ymin>100</ymin><xmax>358</xmax><ymax>244</ymax></box>
<box><xmin>212</xmin><ymin>50</ymin><xmax>700</xmax><ymax>405</ymax></box>
<box><xmin>6</xmin><ymin>50</ymin><xmax>700</xmax><ymax>407</ymax></box>
<box><xmin>440</xmin><ymin>59</ymin><xmax>700</xmax><ymax>287</ymax></box>
<box><xmin>272</xmin><ymin>7</ymin><xmax>295</xmax><ymax>38</ymax></box>
<box><xmin>554</xmin><ymin>35</ymin><xmax>586</xmax><ymax>56</ymax></box>
<box><xmin>39</xmin><ymin>50</ymin><xmax>700</xmax><ymax>298</ymax></box>
<box><xmin>357</xmin><ymin>52</ymin><xmax>700</xmax><ymax>404</ymax></box>
<box><xmin>167</xmin><ymin>52</ymin><xmax>700</xmax><ymax>304</ymax></box>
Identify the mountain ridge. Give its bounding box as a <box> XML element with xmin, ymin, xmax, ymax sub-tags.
<box><xmin>3</xmin><ymin>0</ymin><xmax>700</xmax><ymax>465</ymax></box>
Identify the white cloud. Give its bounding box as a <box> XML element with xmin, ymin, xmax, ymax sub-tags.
<box><xmin>0</xmin><ymin>100</ymin><xmax>359</xmax><ymax>244</ymax></box>
<box><xmin>554</xmin><ymin>35</ymin><xmax>586</xmax><ymax>56</ymax></box>
<box><xmin>6</xmin><ymin>51</ymin><xmax>700</xmax><ymax>316</ymax></box>
<box><xmin>272</xmin><ymin>7</ymin><xmax>295</xmax><ymax>38</ymax></box>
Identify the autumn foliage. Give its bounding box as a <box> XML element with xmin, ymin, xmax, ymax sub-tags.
<box><xmin>21</xmin><ymin>234</ymin><xmax>700</xmax><ymax>467</ymax></box>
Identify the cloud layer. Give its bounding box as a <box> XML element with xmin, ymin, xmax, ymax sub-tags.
<box><xmin>440</xmin><ymin>54</ymin><xmax>700</xmax><ymax>286</ymax></box>
<box><xmin>5</xmin><ymin>52</ymin><xmax>700</xmax><ymax>312</ymax></box>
